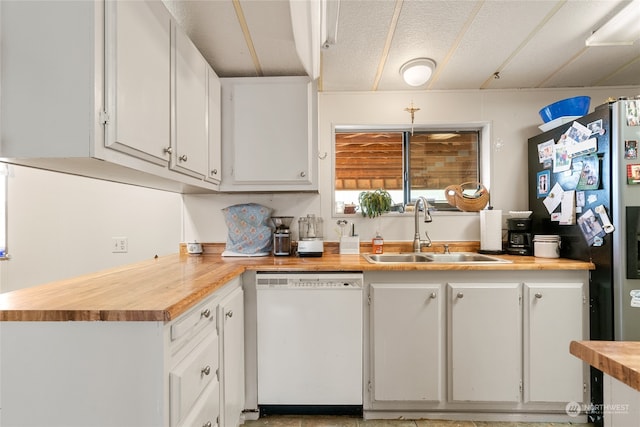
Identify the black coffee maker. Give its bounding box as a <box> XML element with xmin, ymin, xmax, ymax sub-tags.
<box><xmin>506</xmin><ymin>218</ymin><xmax>533</xmax><ymax>255</ymax></box>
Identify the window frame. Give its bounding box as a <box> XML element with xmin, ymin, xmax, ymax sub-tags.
<box><xmin>332</xmin><ymin>122</ymin><xmax>492</xmax><ymax>217</ymax></box>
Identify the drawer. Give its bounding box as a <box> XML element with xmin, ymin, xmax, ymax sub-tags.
<box><xmin>171</xmin><ymin>295</ymin><xmax>217</xmax><ymax>342</ymax></box>
<box><xmin>178</xmin><ymin>380</ymin><xmax>220</xmax><ymax>427</ymax></box>
<box><xmin>170</xmin><ymin>333</ymin><xmax>219</xmax><ymax>427</ymax></box>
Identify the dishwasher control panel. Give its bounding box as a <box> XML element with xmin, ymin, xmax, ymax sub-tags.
<box><xmin>256</xmin><ymin>272</ymin><xmax>363</xmax><ymax>289</ymax></box>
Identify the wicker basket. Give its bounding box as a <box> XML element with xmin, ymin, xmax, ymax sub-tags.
<box><xmin>444</xmin><ymin>182</ymin><xmax>490</xmax><ymax>212</ymax></box>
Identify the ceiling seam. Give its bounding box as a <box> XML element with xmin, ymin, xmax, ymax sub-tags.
<box><xmin>480</xmin><ymin>0</ymin><xmax>566</xmax><ymax>89</ymax></box>
<box><xmin>592</xmin><ymin>54</ymin><xmax>640</xmax><ymax>87</ymax></box>
<box><xmin>537</xmin><ymin>46</ymin><xmax>588</xmax><ymax>87</ymax></box>
<box><xmin>371</xmin><ymin>0</ymin><xmax>404</xmax><ymax>91</ymax></box>
<box><xmin>427</xmin><ymin>0</ymin><xmax>484</xmax><ymax>90</ymax></box>
<box><xmin>232</xmin><ymin>0</ymin><xmax>263</xmax><ymax>77</ymax></box>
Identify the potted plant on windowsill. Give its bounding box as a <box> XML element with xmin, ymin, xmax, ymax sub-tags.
<box><xmin>358</xmin><ymin>189</ymin><xmax>393</xmax><ymax>218</ymax></box>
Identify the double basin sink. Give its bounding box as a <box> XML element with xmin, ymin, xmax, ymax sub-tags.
<box><xmin>363</xmin><ymin>252</ymin><xmax>511</xmax><ymax>264</ymax></box>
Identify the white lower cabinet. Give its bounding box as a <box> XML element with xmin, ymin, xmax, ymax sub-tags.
<box><xmin>524</xmin><ymin>282</ymin><xmax>587</xmax><ymax>403</ymax></box>
<box><xmin>218</xmin><ymin>286</ymin><xmax>245</xmax><ymax>427</ymax></box>
<box><xmin>370</xmin><ymin>283</ymin><xmax>443</xmax><ymax>402</ymax></box>
<box><xmin>0</xmin><ymin>278</ymin><xmax>243</xmax><ymax>427</ymax></box>
<box><xmin>364</xmin><ymin>270</ymin><xmax>589</xmax><ymax>422</ymax></box>
<box><xmin>448</xmin><ymin>282</ymin><xmax>522</xmax><ymax>403</ymax></box>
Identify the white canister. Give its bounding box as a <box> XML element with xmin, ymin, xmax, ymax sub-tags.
<box><xmin>533</xmin><ymin>235</ymin><xmax>561</xmax><ymax>258</ymax></box>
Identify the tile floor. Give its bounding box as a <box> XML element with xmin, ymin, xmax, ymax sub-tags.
<box><xmin>245</xmin><ymin>415</ymin><xmax>594</xmax><ymax>427</ymax></box>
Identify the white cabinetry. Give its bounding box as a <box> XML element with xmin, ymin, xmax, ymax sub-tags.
<box><xmin>220</xmin><ymin>76</ymin><xmax>318</xmax><ymax>192</ymax></box>
<box><xmin>105</xmin><ymin>0</ymin><xmax>171</xmax><ymax>165</ymax></box>
<box><xmin>363</xmin><ymin>270</ymin><xmax>589</xmax><ymax>422</ymax></box>
<box><xmin>524</xmin><ymin>282</ymin><xmax>587</xmax><ymax>403</ymax></box>
<box><xmin>0</xmin><ymin>0</ymin><xmax>219</xmax><ymax>193</ymax></box>
<box><xmin>370</xmin><ymin>283</ymin><xmax>443</xmax><ymax>402</ymax></box>
<box><xmin>448</xmin><ymin>282</ymin><xmax>522</xmax><ymax>403</ymax></box>
<box><xmin>207</xmin><ymin>68</ymin><xmax>222</xmax><ymax>184</ymax></box>
<box><xmin>0</xmin><ymin>278</ymin><xmax>243</xmax><ymax>427</ymax></box>
<box><xmin>171</xmin><ymin>24</ymin><xmax>209</xmax><ymax>179</ymax></box>
<box><xmin>218</xmin><ymin>286</ymin><xmax>245</xmax><ymax>427</ymax></box>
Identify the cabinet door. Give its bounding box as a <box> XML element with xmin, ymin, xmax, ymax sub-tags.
<box><xmin>371</xmin><ymin>283</ymin><xmax>443</xmax><ymax>402</ymax></box>
<box><xmin>448</xmin><ymin>282</ymin><xmax>522</xmax><ymax>403</ymax></box>
<box><xmin>219</xmin><ymin>287</ymin><xmax>245</xmax><ymax>427</ymax></box>
<box><xmin>206</xmin><ymin>67</ymin><xmax>222</xmax><ymax>184</ymax></box>
<box><xmin>171</xmin><ymin>25</ymin><xmax>208</xmax><ymax>178</ymax></box>
<box><xmin>524</xmin><ymin>283</ymin><xmax>586</xmax><ymax>403</ymax></box>
<box><xmin>105</xmin><ymin>0</ymin><xmax>171</xmax><ymax>165</ymax></box>
<box><xmin>220</xmin><ymin>77</ymin><xmax>317</xmax><ymax>191</ymax></box>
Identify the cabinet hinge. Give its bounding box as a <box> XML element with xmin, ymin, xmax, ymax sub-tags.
<box><xmin>367</xmin><ymin>381</ymin><xmax>372</xmax><ymax>392</ymax></box>
<box><xmin>519</xmin><ymin>380</ymin><xmax>523</xmax><ymax>394</ymax></box>
<box><xmin>584</xmin><ymin>382</ymin><xmax>587</xmax><ymax>393</ymax></box>
<box><xmin>99</xmin><ymin>110</ymin><xmax>110</xmax><ymax>125</ymax></box>
<box><xmin>583</xmin><ymin>294</ymin><xmax>587</xmax><ymax>305</ymax></box>
<box><xmin>367</xmin><ymin>293</ymin><xmax>371</xmax><ymax>305</ymax></box>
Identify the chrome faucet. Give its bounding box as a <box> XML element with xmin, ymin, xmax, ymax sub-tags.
<box><xmin>413</xmin><ymin>196</ymin><xmax>433</xmax><ymax>252</ymax></box>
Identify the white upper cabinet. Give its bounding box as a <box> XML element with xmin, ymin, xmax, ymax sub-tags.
<box><xmin>0</xmin><ymin>0</ymin><xmax>219</xmax><ymax>193</ymax></box>
<box><xmin>171</xmin><ymin>24</ymin><xmax>209</xmax><ymax>179</ymax></box>
<box><xmin>220</xmin><ymin>76</ymin><xmax>318</xmax><ymax>192</ymax></box>
<box><xmin>104</xmin><ymin>0</ymin><xmax>171</xmax><ymax>165</ymax></box>
<box><xmin>206</xmin><ymin>68</ymin><xmax>222</xmax><ymax>185</ymax></box>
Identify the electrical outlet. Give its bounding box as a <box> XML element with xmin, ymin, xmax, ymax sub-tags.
<box><xmin>112</xmin><ymin>237</ymin><xmax>128</xmax><ymax>253</ymax></box>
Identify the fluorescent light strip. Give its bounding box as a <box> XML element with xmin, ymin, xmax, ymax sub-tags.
<box><xmin>586</xmin><ymin>0</ymin><xmax>640</xmax><ymax>46</ymax></box>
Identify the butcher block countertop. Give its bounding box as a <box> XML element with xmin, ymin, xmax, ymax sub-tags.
<box><xmin>570</xmin><ymin>341</ymin><xmax>640</xmax><ymax>392</ymax></box>
<box><xmin>0</xmin><ymin>242</ymin><xmax>594</xmax><ymax>322</ymax></box>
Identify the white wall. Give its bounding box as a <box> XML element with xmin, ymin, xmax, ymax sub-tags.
<box><xmin>184</xmin><ymin>86</ymin><xmax>639</xmax><ymax>246</ymax></box>
<box><xmin>0</xmin><ymin>165</ymin><xmax>182</xmax><ymax>293</ymax></box>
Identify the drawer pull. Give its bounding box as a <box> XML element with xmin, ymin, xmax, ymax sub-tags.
<box><xmin>203</xmin><ymin>422</ymin><xmax>212</xmax><ymax>427</ymax></box>
<box><xmin>429</xmin><ymin>292</ymin><xmax>437</xmax><ymax>299</ymax></box>
<box><xmin>201</xmin><ymin>308</ymin><xmax>211</xmax><ymax>318</ymax></box>
<box><xmin>535</xmin><ymin>292</ymin><xmax>543</xmax><ymax>299</ymax></box>
<box><xmin>456</xmin><ymin>292</ymin><xmax>464</xmax><ymax>299</ymax></box>
<box><xmin>179</xmin><ymin>154</ymin><xmax>188</xmax><ymax>162</ymax></box>
<box><xmin>226</xmin><ymin>310</ymin><xmax>233</xmax><ymax>318</ymax></box>
<box><xmin>201</xmin><ymin>365</ymin><xmax>211</xmax><ymax>376</ymax></box>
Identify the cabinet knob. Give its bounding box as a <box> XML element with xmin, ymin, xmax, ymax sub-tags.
<box><xmin>179</xmin><ymin>154</ymin><xmax>188</xmax><ymax>162</ymax></box>
<box><xmin>429</xmin><ymin>292</ymin><xmax>437</xmax><ymax>299</ymax></box>
<box><xmin>456</xmin><ymin>292</ymin><xmax>464</xmax><ymax>299</ymax></box>
<box><xmin>203</xmin><ymin>421</ymin><xmax>212</xmax><ymax>427</ymax></box>
<box><xmin>201</xmin><ymin>308</ymin><xmax>211</xmax><ymax>318</ymax></box>
<box><xmin>163</xmin><ymin>147</ymin><xmax>173</xmax><ymax>155</ymax></box>
<box><xmin>535</xmin><ymin>292</ymin><xmax>543</xmax><ymax>299</ymax></box>
<box><xmin>211</xmin><ymin>169</ymin><xmax>218</xmax><ymax>175</ymax></box>
<box><xmin>226</xmin><ymin>310</ymin><xmax>233</xmax><ymax>318</ymax></box>
<box><xmin>299</xmin><ymin>171</ymin><xmax>306</xmax><ymax>178</ymax></box>
<box><xmin>201</xmin><ymin>365</ymin><xmax>211</xmax><ymax>376</ymax></box>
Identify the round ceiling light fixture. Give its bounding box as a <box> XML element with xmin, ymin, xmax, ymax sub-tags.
<box><xmin>400</xmin><ymin>58</ymin><xmax>436</xmax><ymax>87</ymax></box>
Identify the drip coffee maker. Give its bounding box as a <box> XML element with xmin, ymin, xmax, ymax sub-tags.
<box><xmin>270</xmin><ymin>216</ymin><xmax>294</xmax><ymax>256</ymax></box>
<box><xmin>506</xmin><ymin>218</ymin><xmax>533</xmax><ymax>255</ymax></box>
<box><xmin>297</xmin><ymin>214</ymin><xmax>324</xmax><ymax>257</ymax></box>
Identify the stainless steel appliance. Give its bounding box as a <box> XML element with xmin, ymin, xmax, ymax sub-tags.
<box><xmin>255</xmin><ymin>272</ymin><xmax>363</xmax><ymax>410</ymax></box>
<box><xmin>270</xmin><ymin>216</ymin><xmax>293</xmax><ymax>256</ymax></box>
<box><xmin>527</xmin><ymin>99</ymin><xmax>640</xmax><ymax>423</ymax></box>
<box><xmin>297</xmin><ymin>214</ymin><xmax>324</xmax><ymax>256</ymax></box>
<box><xmin>506</xmin><ymin>218</ymin><xmax>533</xmax><ymax>255</ymax></box>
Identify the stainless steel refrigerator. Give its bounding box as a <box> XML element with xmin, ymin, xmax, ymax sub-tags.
<box><xmin>528</xmin><ymin>99</ymin><xmax>640</xmax><ymax>423</ymax></box>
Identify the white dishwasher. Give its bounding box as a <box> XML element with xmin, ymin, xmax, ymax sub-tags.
<box><xmin>256</xmin><ymin>272</ymin><xmax>363</xmax><ymax>409</ymax></box>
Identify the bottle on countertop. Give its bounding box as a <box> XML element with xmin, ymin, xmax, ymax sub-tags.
<box><xmin>372</xmin><ymin>232</ymin><xmax>384</xmax><ymax>254</ymax></box>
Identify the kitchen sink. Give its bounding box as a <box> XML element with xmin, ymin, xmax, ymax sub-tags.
<box><xmin>364</xmin><ymin>253</ymin><xmax>433</xmax><ymax>263</ymax></box>
<box><xmin>363</xmin><ymin>252</ymin><xmax>511</xmax><ymax>264</ymax></box>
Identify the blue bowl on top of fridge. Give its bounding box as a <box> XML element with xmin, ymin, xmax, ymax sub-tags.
<box><xmin>538</xmin><ymin>96</ymin><xmax>591</xmax><ymax>123</ymax></box>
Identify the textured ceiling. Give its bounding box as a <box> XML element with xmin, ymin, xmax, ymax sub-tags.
<box><xmin>164</xmin><ymin>0</ymin><xmax>640</xmax><ymax>92</ymax></box>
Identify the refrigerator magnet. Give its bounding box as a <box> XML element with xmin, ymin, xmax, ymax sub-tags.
<box><xmin>537</xmin><ymin>170</ymin><xmax>550</xmax><ymax>198</ymax></box>
<box><xmin>627</xmin><ymin>164</ymin><xmax>640</xmax><ymax>184</ymax></box>
<box><xmin>625</xmin><ymin>140</ymin><xmax>638</xmax><ymax>159</ymax></box>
